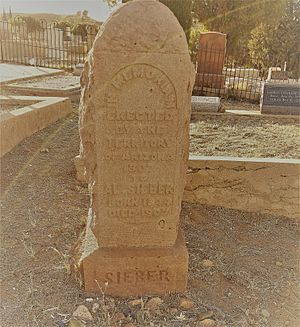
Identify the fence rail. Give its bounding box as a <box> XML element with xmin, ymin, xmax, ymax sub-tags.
<box><xmin>0</xmin><ymin>18</ymin><xmax>98</xmax><ymax>68</ymax></box>
<box><xmin>1</xmin><ymin>18</ymin><xmax>298</xmax><ymax>102</ymax></box>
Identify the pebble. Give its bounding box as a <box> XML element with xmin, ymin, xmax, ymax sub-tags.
<box><xmin>179</xmin><ymin>298</ymin><xmax>195</xmax><ymax>310</ymax></box>
<box><xmin>85</xmin><ymin>298</ymin><xmax>93</xmax><ymax>302</ymax></box>
<box><xmin>145</xmin><ymin>297</ymin><xmax>163</xmax><ymax>311</ymax></box>
<box><xmin>112</xmin><ymin>312</ymin><xmax>126</xmax><ymax>322</ymax></box>
<box><xmin>129</xmin><ymin>299</ymin><xmax>143</xmax><ymax>307</ymax></box>
<box><xmin>67</xmin><ymin>319</ymin><xmax>85</xmax><ymax>327</ymax></box>
<box><xmin>198</xmin><ymin>310</ymin><xmax>214</xmax><ymax>321</ymax></box>
<box><xmin>72</xmin><ymin>305</ymin><xmax>93</xmax><ymax>321</ymax></box>
<box><xmin>261</xmin><ymin>309</ymin><xmax>270</xmax><ymax>318</ymax></box>
<box><xmin>169</xmin><ymin>307</ymin><xmax>178</xmax><ymax>316</ymax></box>
<box><xmin>92</xmin><ymin>302</ymin><xmax>100</xmax><ymax>313</ymax></box>
<box><xmin>198</xmin><ymin>318</ymin><xmax>216</xmax><ymax>326</ymax></box>
<box><xmin>202</xmin><ymin>259</ymin><xmax>214</xmax><ymax>268</ymax></box>
<box><xmin>276</xmin><ymin>261</ymin><xmax>283</xmax><ymax>267</ymax></box>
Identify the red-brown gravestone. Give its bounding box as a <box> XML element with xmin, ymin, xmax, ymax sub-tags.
<box><xmin>76</xmin><ymin>0</ymin><xmax>194</xmax><ymax>296</ymax></box>
<box><xmin>196</xmin><ymin>31</ymin><xmax>226</xmax><ymax>89</ymax></box>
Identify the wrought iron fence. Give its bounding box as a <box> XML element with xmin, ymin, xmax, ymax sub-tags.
<box><xmin>193</xmin><ymin>45</ymin><xmax>299</xmax><ymax>102</ymax></box>
<box><xmin>0</xmin><ymin>17</ymin><xmax>98</xmax><ymax>68</ymax></box>
<box><xmin>193</xmin><ymin>45</ymin><xmax>266</xmax><ymax>102</ymax></box>
<box><xmin>1</xmin><ymin>18</ymin><xmax>298</xmax><ymax>102</ymax></box>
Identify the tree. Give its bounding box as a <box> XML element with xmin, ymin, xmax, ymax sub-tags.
<box><xmin>248</xmin><ymin>23</ymin><xmax>273</xmax><ymax>69</ymax></box>
<box><xmin>161</xmin><ymin>0</ymin><xmax>193</xmax><ymax>41</ymax></box>
<box><xmin>193</xmin><ymin>0</ymin><xmax>288</xmax><ymax>65</ymax></box>
<box><xmin>189</xmin><ymin>22</ymin><xmax>207</xmax><ymax>63</ymax></box>
<box><xmin>273</xmin><ymin>0</ymin><xmax>300</xmax><ymax>76</ymax></box>
<box><xmin>248</xmin><ymin>0</ymin><xmax>299</xmax><ymax>76</ymax></box>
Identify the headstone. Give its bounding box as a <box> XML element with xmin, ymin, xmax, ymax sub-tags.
<box><xmin>267</xmin><ymin>67</ymin><xmax>282</xmax><ymax>81</ymax></box>
<box><xmin>196</xmin><ymin>32</ymin><xmax>226</xmax><ymax>89</ymax></box>
<box><xmin>192</xmin><ymin>96</ymin><xmax>221</xmax><ymax>113</ymax></box>
<box><xmin>75</xmin><ymin>0</ymin><xmax>195</xmax><ymax>296</ymax></box>
<box><xmin>260</xmin><ymin>82</ymin><xmax>300</xmax><ymax>115</ymax></box>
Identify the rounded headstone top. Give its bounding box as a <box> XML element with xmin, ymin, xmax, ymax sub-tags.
<box><xmin>94</xmin><ymin>0</ymin><xmax>189</xmax><ymax>54</ymax></box>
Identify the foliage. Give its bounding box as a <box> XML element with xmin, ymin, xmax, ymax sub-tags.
<box><xmin>189</xmin><ymin>22</ymin><xmax>207</xmax><ymax>64</ymax></box>
<box><xmin>160</xmin><ymin>0</ymin><xmax>193</xmax><ymax>41</ymax></box>
<box><xmin>72</xmin><ymin>23</ymin><xmax>88</xmax><ymax>38</ymax></box>
<box><xmin>192</xmin><ymin>0</ymin><xmax>288</xmax><ymax>65</ymax></box>
<box><xmin>273</xmin><ymin>0</ymin><xmax>300</xmax><ymax>77</ymax></box>
<box><xmin>248</xmin><ymin>23</ymin><xmax>273</xmax><ymax>70</ymax></box>
<box><xmin>55</xmin><ymin>20</ymin><xmax>72</xmax><ymax>31</ymax></box>
<box><xmin>248</xmin><ymin>0</ymin><xmax>299</xmax><ymax>76</ymax></box>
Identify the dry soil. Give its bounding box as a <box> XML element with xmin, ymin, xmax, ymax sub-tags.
<box><xmin>0</xmin><ymin>105</ymin><xmax>299</xmax><ymax>327</ymax></box>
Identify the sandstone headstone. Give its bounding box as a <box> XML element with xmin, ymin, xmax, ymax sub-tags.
<box><xmin>76</xmin><ymin>0</ymin><xmax>194</xmax><ymax>296</ymax></box>
<box><xmin>196</xmin><ymin>32</ymin><xmax>226</xmax><ymax>89</ymax></box>
<box><xmin>260</xmin><ymin>82</ymin><xmax>300</xmax><ymax>115</ymax></box>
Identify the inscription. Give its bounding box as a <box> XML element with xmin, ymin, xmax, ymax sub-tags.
<box><xmin>110</xmin><ymin>65</ymin><xmax>176</xmax><ymax>108</ymax></box>
<box><xmin>263</xmin><ymin>85</ymin><xmax>300</xmax><ymax>107</ymax></box>
<box><xmin>97</xmin><ymin>63</ymin><xmax>178</xmax><ymax>234</ymax></box>
<box><xmin>105</xmin><ymin>109</ymin><xmax>174</xmax><ymax>121</ymax></box>
<box><xmin>106</xmin><ymin>137</ymin><xmax>172</xmax><ymax>149</ymax></box>
<box><xmin>104</xmin><ymin>270</ymin><xmax>171</xmax><ymax>284</ymax></box>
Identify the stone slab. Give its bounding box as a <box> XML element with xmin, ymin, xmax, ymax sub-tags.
<box><xmin>2</xmin><ymin>75</ymin><xmax>81</xmax><ymax>101</ymax></box>
<box><xmin>261</xmin><ymin>82</ymin><xmax>300</xmax><ymax>115</ymax></box>
<box><xmin>184</xmin><ymin>155</ymin><xmax>300</xmax><ymax>220</ymax></box>
<box><xmin>192</xmin><ymin>96</ymin><xmax>221</xmax><ymax>112</ymax></box>
<box><xmin>79</xmin><ymin>0</ymin><xmax>194</xmax><ymax>249</ymax></box>
<box><xmin>0</xmin><ymin>95</ymin><xmax>72</xmax><ymax>157</ymax></box>
<box><xmin>81</xmin><ymin>231</ymin><xmax>188</xmax><ymax>296</ymax></box>
<box><xmin>0</xmin><ymin>63</ymin><xmax>63</xmax><ymax>85</ymax></box>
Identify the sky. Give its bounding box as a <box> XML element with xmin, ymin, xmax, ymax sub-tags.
<box><xmin>1</xmin><ymin>0</ymin><xmax>114</xmax><ymax>22</ymax></box>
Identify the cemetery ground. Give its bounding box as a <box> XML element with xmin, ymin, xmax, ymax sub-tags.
<box><xmin>0</xmin><ymin>99</ymin><xmax>299</xmax><ymax>327</ymax></box>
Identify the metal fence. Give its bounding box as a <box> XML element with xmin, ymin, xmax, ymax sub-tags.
<box><xmin>193</xmin><ymin>45</ymin><xmax>299</xmax><ymax>102</ymax></box>
<box><xmin>194</xmin><ymin>45</ymin><xmax>267</xmax><ymax>102</ymax></box>
<box><xmin>0</xmin><ymin>17</ymin><xmax>98</xmax><ymax>68</ymax></box>
<box><xmin>1</xmin><ymin>18</ymin><xmax>298</xmax><ymax>102</ymax></box>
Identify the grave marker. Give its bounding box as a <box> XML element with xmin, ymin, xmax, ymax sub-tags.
<box><xmin>261</xmin><ymin>82</ymin><xmax>300</xmax><ymax>115</ymax></box>
<box><xmin>76</xmin><ymin>0</ymin><xmax>195</xmax><ymax>296</ymax></box>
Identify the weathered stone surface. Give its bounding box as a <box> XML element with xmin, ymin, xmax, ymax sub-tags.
<box><xmin>184</xmin><ymin>156</ymin><xmax>300</xmax><ymax>219</ymax></box>
<box><xmin>198</xmin><ymin>32</ymin><xmax>226</xmax><ymax>74</ymax></box>
<box><xmin>77</xmin><ymin>0</ymin><xmax>194</xmax><ymax>296</ymax></box>
<box><xmin>260</xmin><ymin>82</ymin><xmax>300</xmax><ymax>115</ymax></box>
<box><xmin>192</xmin><ymin>96</ymin><xmax>221</xmax><ymax>112</ymax></box>
<box><xmin>0</xmin><ymin>96</ymin><xmax>72</xmax><ymax>157</ymax></box>
<box><xmin>79</xmin><ymin>0</ymin><xmax>194</xmax><ymax>248</ymax></box>
<box><xmin>83</xmin><ymin>232</ymin><xmax>188</xmax><ymax>296</ymax></box>
<box><xmin>196</xmin><ymin>32</ymin><xmax>226</xmax><ymax>89</ymax></box>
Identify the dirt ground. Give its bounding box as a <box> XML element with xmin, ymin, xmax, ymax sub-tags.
<box><xmin>9</xmin><ymin>74</ymin><xmax>80</xmax><ymax>90</ymax></box>
<box><xmin>1</xmin><ymin>106</ymin><xmax>299</xmax><ymax>327</ymax></box>
<box><xmin>190</xmin><ymin>109</ymin><xmax>300</xmax><ymax>159</ymax></box>
<box><xmin>0</xmin><ymin>103</ymin><xmax>33</xmax><ymax>113</ymax></box>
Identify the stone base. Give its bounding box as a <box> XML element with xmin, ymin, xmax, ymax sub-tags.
<box><xmin>191</xmin><ymin>96</ymin><xmax>221</xmax><ymax>113</ymax></box>
<box><xmin>261</xmin><ymin>105</ymin><xmax>300</xmax><ymax>115</ymax></box>
<box><xmin>82</xmin><ymin>231</ymin><xmax>188</xmax><ymax>296</ymax></box>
